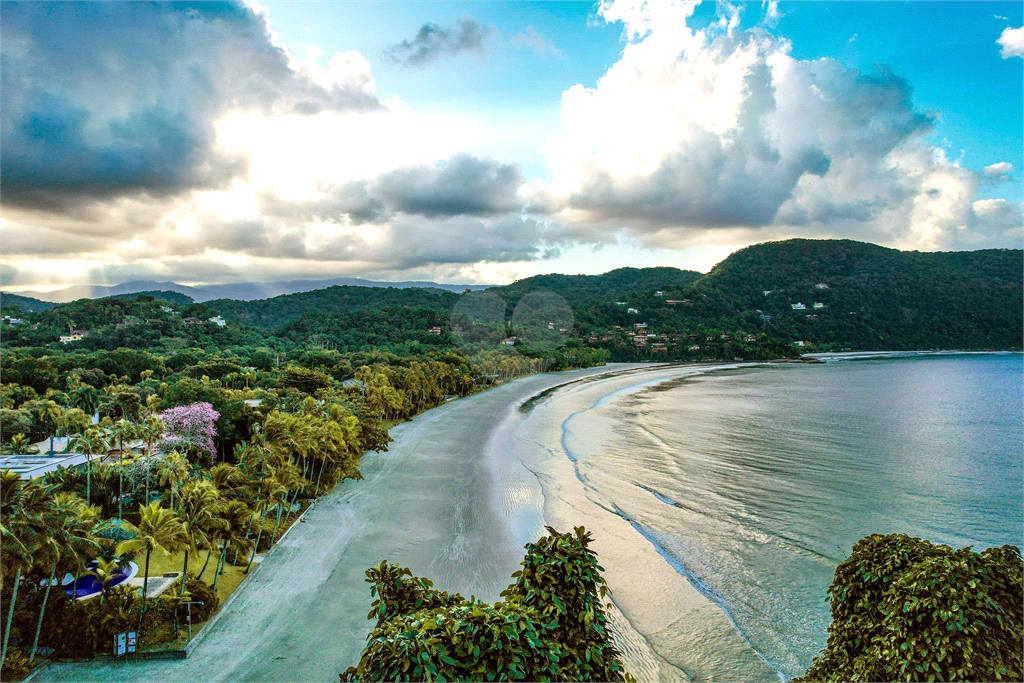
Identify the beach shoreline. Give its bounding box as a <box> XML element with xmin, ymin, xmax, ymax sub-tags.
<box><xmin>493</xmin><ymin>361</ymin><xmax>783</xmax><ymax>682</ymax></box>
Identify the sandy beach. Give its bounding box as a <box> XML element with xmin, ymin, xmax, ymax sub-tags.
<box><xmin>37</xmin><ymin>362</ymin><xmax>773</xmax><ymax>683</ymax></box>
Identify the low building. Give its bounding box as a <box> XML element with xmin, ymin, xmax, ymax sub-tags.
<box><xmin>428</xmin><ymin>326</ymin><xmax>442</xmax><ymax>335</ymax></box>
<box><xmin>791</xmin><ymin>303</ymin><xmax>806</xmax><ymax>310</ymax></box>
<box><xmin>627</xmin><ymin>307</ymin><xmax>639</xmax><ymax>314</ymax></box>
<box><xmin>208</xmin><ymin>315</ymin><xmax>227</xmax><ymax>327</ymax></box>
<box><xmin>813</xmin><ymin>302</ymin><xmax>826</xmax><ymax>309</ymax></box>
<box><xmin>500</xmin><ymin>337</ymin><xmax>517</xmax><ymax>346</ymax></box>
<box><xmin>634</xmin><ymin>322</ymin><xmax>648</xmax><ymax>329</ymax></box>
<box><xmin>794</xmin><ymin>340</ymin><xmax>806</xmax><ymax>347</ymax></box>
<box><xmin>654</xmin><ymin>291</ymin><xmax>664</xmax><ymax>297</ymax></box>
<box><xmin>815</xmin><ymin>283</ymin><xmax>829</xmax><ymax>289</ymax></box>
<box><xmin>688</xmin><ymin>344</ymin><xmax>701</xmax><ymax>351</ymax></box>
<box><xmin>0</xmin><ymin>453</ymin><xmax>93</xmax><ymax>480</ymax></box>
<box><xmin>744</xmin><ymin>335</ymin><xmax>757</xmax><ymax>342</ymax></box>
<box><xmin>59</xmin><ymin>329</ymin><xmax>89</xmax><ymax>343</ymax></box>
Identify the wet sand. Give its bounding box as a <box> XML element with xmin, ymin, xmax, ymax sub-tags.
<box><xmin>37</xmin><ymin>362</ymin><xmax>772</xmax><ymax>683</ymax></box>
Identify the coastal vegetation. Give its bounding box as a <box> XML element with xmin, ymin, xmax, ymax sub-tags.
<box><xmin>801</xmin><ymin>534</ymin><xmax>1023</xmax><ymax>682</ymax></box>
<box><xmin>1</xmin><ymin>334</ymin><xmax>564</xmax><ymax>674</ymax></box>
<box><xmin>342</xmin><ymin>527</ymin><xmax>631</xmax><ymax>682</ymax></box>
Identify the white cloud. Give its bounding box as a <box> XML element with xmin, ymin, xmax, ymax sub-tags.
<box><xmin>762</xmin><ymin>0</ymin><xmax>782</xmax><ymax>28</ymax></box>
<box><xmin>512</xmin><ymin>27</ymin><xmax>562</xmax><ymax>58</ymax></box>
<box><xmin>983</xmin><ymin>162</ymin><xmax>1014</xmax><ymax>178</ymax></box>
<box><xmin>998</xmin><ymin>26</ymin><xmax>1024</xmax><ymax>58</ymax></box>
<box><xmin>535</xmin><ymin>0</ymin><xmax>1021</xmax><ymax>252</ymax></box>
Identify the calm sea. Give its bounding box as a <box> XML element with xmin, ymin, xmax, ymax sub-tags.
<box><xmin>564</xmin><ymin>353</ymin><xmax>1023</xmax><ymax>679</ymax></box>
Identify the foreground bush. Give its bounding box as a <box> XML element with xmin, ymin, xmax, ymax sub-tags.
<box><xmin>341</xmin><ymin>526</ymin><xmax>631</xmax><ymax>682</ymax></box>
<box><xmin>0</xmin><ymin>649</ymin><xmax>32</xmax><ymax>682</ymax></box>
<box><xmin>181</xmin><ymin>575</ymin><xmax>220</xmax><ymax>622</ymax></box>
<box><xmin>801</xmin><ymin>534</ymin><xmax>1023</xmax><ymax>682</ymax></box>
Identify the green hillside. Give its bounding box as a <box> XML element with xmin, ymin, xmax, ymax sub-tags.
<box><xmin>692</xmin><ymin>239</ymin><xmax>1023</xmax><ymax>351</ymax></box>
<box><xmin>104</xmin><ymin>290</ymin><xmax>195</xmax><ymax>306</ymax></box>
<box><xmin>1</xmin><ymin>292</ymin><xmax>57</xmax><ymax>313</ymax></box>
<box><xmin>211</xmin><ymin>285</ymin><xmax>461</xmax><ymax>329</ymax></box>
<box><xmin>3</xmin><ymin>239</ymin><xmax>1020</xmax><ymax>359</ymax></box>
<box><xmin>486</xmin><ymin>266</ymin><xmax>703</xmax><ymax>307</ymax></box>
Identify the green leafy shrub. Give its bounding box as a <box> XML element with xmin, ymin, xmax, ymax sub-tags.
<box><xmin>26</xmin><ymin>585</ymin><xmax>139</xmax><ymax>658</ymax></box>
<box><xmin>181</xmin><ymin>575</ymin><xmax>219</xmax><ymax>622</ymax></box>
<box><xmin>0</xmin><ymin>649</ymin><xmax>33</xmax><ymax>681</ymax></box>
<box><xmin>341</xmin><ymin>526</ymin><xmax>631</xmax><ymax>682</ymax></box>
<box><xmin>801</xmin><ymin>534</ymin><xmax>1023</xmax><ymax>682</ymax></box>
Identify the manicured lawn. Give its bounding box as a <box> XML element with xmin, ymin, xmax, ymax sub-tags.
<box><xmin>125</xmin><ymin>503</ymin><xmax>311</xmax><ymax>650</ymax></box>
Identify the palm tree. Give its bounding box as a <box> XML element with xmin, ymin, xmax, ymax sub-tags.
<box><xmin>6</xmin><ymin>433</ymin><xmax>35</xmax><ymax>454</ymax></box>
<box><xmin>116</xmin><ymin>503</ymin><xmax>187</xmax><ymax>636</ymax></box>
<box><xmin>0</xmin><ymin>473</ymin><xmax>50</xmax><ymax>664</ymax></box>
<box><xmin>70</xmin><ymin>385</ymin><xmax>102</xmax><ymax>422</ymax></box>
<box><xmin>29</xmin><ymin>492</ymin><xmax>101</xmax><ymax>662</ymax></box>
<box><xmin>244</xmin><ymin>477</ymin><xmax>286</xmax><ymax>573</ymax></box>
<box><xmin>175</xmin><ymin>481</ymin><xmax>220</xmax><ymax>595</ymax></box>
<box><xmin>72</xmin><ymin>427</ymin><xmax>110</xmax><ymax>506</ymax></box>
<box><xmin>111</xmin><ymin>419</ymin><xmax>138</xmax><ymax>518</ymax></box>
<box><xmin>268</xmin><ymin>460</ymin><xmax>305</xmax><ymax>538</ymax></box>
<box><xmin>209</xmin><ymin>462</ymin><xmax>246</xmax><ymax>495</ymax></box>
<box><xmin>140</xmin><ymin>415</ymin><xmax>165</xmax><ymax>503</ymax></box>
<box><xmin>87</xmin><ymin>559</ymin><xmax>120</xmax><ymax>605</ymax></box>
<box><xmin>210</xmin><ymin>500</ymin><xmax>255</xmax><ymax>592</ymax></box>
<box><xmin>55</xmin><ymin>408</ymin><xmax>90</xmax><ymax>445</ymax></box>
<box><xmin>34</xmin><ymin>400</ymin><xmax>63</xmax><ymax>446</ymax></box>
<box><xmin>155</xmin><ymin>450</ymin><xmax>189</xmax><ymax>509</ymax></box>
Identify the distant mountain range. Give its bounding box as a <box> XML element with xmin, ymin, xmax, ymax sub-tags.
<box><xmin>3</xmin><ymin>276</ymin><xmax>489</xmax><ymax>304</ymax></box>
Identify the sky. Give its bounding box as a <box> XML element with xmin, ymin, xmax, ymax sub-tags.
<box><xmin>1</xmin><ymin>0</ymin><xmax>1021</xmax><ymax>290</ymax></box>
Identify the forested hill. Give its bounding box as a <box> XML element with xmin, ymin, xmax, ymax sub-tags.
<box><xmin>104</xmin><ymin>290</ymin><xmax>195</xmax><ymax>306</ymax></box>
<box><xmin>486</xmin><ymin>267</ymin><xmax>703</xmax><ymax>306</ymax></box>
<box><xmin>209</xmin><ymin>286</ymin><xmax>461</xmax><ymax>329</ymax></box>
<box><xmin>686</xmin><ymin>239</ymin><xmax>1023</xmax><ymax>351</ymax></box>
<box><xmin>1</xmin><ymin>292</ymin><xmax>57</xmax><ymax>314</ymax></box>
<box><xmin>702</xmin><ymin>239</ymin><xmax>1022</xmax><ymax>298</ymax></box>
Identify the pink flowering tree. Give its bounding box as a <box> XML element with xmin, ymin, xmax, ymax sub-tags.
<box><xmin>159</xmin><ymin>402</ymin><xmax>220</xmax><ymax>463</ymax></box>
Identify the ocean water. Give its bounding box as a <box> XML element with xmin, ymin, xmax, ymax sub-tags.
<box><xmin>561</xmin><ymin>354</ymin><xmax>1023</xmax><ymax>679</ymax></box>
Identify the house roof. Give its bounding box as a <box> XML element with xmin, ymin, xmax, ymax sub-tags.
<box><xmin>0</xmin><ymin>453</ymin><xmax>93</xmax><ymax>479</ymax></box>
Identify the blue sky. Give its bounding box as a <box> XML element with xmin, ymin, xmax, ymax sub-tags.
<box><xmin>1</xmin><ymin>0</ymin><xmax>1021</xmax><ymax>289</ymax></box>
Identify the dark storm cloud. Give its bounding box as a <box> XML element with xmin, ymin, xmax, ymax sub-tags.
<box><xmin>0</xmin><ymin>1</ymin><xmax>382</xmax><ymax>213</ymax></box>
<box><xmin>257</xmin><ymin>181</ymin><xmax>389</xmax><ymax>225</ymax></box>
<box><xmin>371</xmin><ymin>154</ymin><xmax>525</xmax><ymax>218</ymax></box>
<box><xmin>384</xmin><ymin>17</ymin><xmax>495</xmax><ymax>66</ymax></box>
